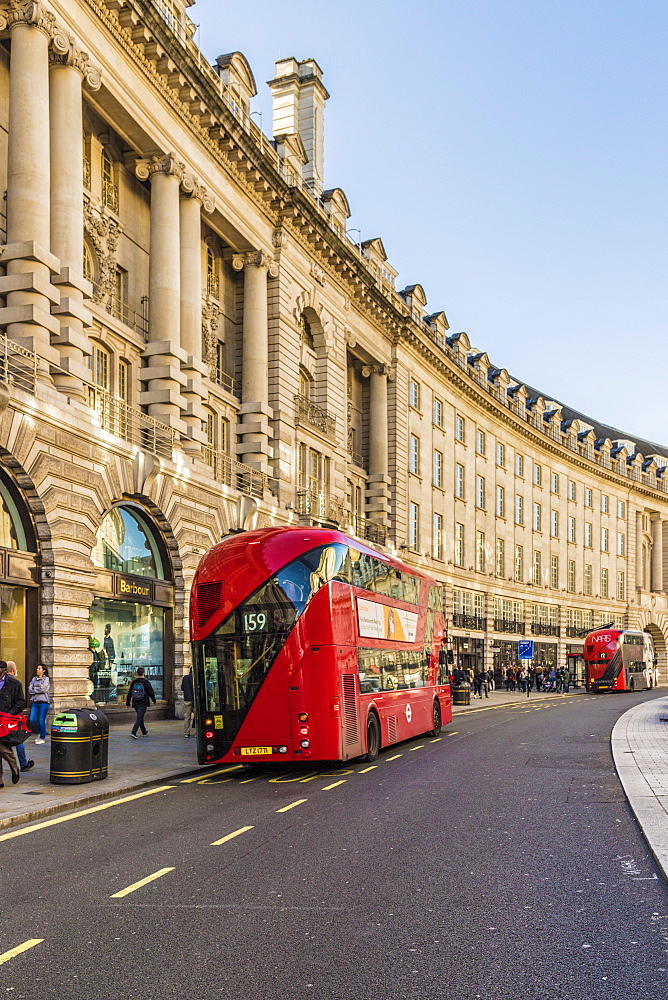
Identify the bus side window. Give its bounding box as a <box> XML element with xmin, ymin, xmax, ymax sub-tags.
<box><xmin>350</xmin><ymin>551</ymin><xmax>375</xmax><ymax>591</ymax></box>
<box><xmin>400</xmin><ymin>573</ymin><xmax>420</xmax><ymax>605</ymax></box>
<box><xmin>358</xmin><ymin>648</ymin><xmax>381</xmax><ymax>692</ymax></box>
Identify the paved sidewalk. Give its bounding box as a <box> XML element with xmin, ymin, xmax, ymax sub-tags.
<box><xmin>0</xmin><ymin>719</ymin><xmax>199</xmax><ymax>832</ymax></box>
<box><xmin>612</xmin><ymin>695</ymin><xmax>668</xmax><ymax>880</ymax></box>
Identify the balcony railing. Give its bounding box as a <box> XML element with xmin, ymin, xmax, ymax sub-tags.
<box><xmin>296</xmin><ymin>489</ymin><xmax>347</xmax><ymax>525</ymax></box>
<box><xmin>531</xmin><ymin>622</ymin><xmax>561</xmax><ymax>637</ymax></box>
<box><xmin>566</xmin><ymin>626</ymin><xmax>587</xmax><ymax>638</ymax></box>
<box><xmin>88</xmin><ymin>386</ymin><xmax>175</xmax><ymax>460</ymax></box>
<box><xmin>202</xmin><ymin>446</ymin><xmax>267</xmax><ymax>499</ymax></box>
<box><xmin>210</xmin><ymin>367</ymin><xmax>238</xmax><ymax>398</ymax></box>
<box><xmin>0</xmin><ymin>338</ymin><xmax>38</xmax><ymax>394</ymax></box>
<box><xmin>452</xmin><ymin>614</ymin><xmax>486</xmax><ymax>631</ymax></box>
<box><xmin>493</xmin><ymin>618</ymin><xmax>526</xmax><ymax>635</ymax></box>
<box><xmin>91</xmin><ymin>282</ymin><xmax>149</xmax><ymax>341</ymax></box>
<box><xmin>352</xmin><ymin>515</ymin><xmax>387</xmax><ymax>546</ymax></box>
<box><xmin>294</xmin><ymin>394</ymin><xmax>336</xmax><ymax>439</ymax></box>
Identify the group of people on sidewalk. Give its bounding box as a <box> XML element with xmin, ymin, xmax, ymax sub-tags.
<box><xmin>0</xmin><ymin>659</ymin><xmax>51</xmax><ymax>788</ymax></box>
<box><xmin>451</xmin><ymin>663</ymin><xmax>572</xmax><ymax>700</ymax></box>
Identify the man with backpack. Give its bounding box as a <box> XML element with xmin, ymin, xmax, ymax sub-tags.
<box><xmin>125</xmin><ymin>666</ymin><xmax>156</xmax><ymax>739</ymax></box>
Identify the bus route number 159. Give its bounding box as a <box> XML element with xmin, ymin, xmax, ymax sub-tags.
<box><xmin>243</xmin><ymin>611</ymin><xmax>268</xmax><ymax>632</ymax></box>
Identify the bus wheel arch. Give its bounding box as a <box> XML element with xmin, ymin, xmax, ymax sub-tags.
<box><xmin>365</xmin><ymin>710</ymin><xmax>381</xmax><ymax>762</ymax></box>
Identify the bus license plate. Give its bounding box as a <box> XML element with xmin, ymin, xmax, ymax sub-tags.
<box><xmin>240</xmin><ymin>747</ymin><xmax>272</xmax><ymax>756</ymax></box>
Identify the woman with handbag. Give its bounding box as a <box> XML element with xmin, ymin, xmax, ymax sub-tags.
<box><xmin>28</xmin><ymin>665</ymin><xmax>50</xmax><ymax>745</ymax></box>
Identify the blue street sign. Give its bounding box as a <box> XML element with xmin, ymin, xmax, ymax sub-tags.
<box><xmin>518</xmin><ymin>640</ymin><xmax>534</xmax><ymax>660</ymax></box>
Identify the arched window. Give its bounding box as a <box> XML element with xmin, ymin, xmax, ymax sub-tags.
<box><xmin>0</xmin><ymin>477</ymin><xmax>29</xmax><ymax>550</ymax></box>
<box><xmin>90</xmin><ymin>342</ymin><xmax>111</xmax><ymax>392</ymax></box>
<box><xmin>299</xmin><ymin>366</ymin><xmax>314</xmax><ymax>401</ymax></box>
<box><xmin>91</xmin><ymin>506</ymin><xmax>166</xmax><ymax>579</ymax></box>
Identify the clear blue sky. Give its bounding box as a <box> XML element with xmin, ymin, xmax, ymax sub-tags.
<box><xmin>192</xmin><ymin>0</ymin><xmax>667</xmax><ymax>448</ymax></box>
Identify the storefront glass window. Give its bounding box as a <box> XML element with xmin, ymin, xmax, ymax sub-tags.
<box><xmin>92</xmin><ymin>507</ymin><xmax>164</xmax><ymax>579</ymax></box>
<box><xmin>89</xmin><ymin>598</ymin><xmax>164</xmax><ymax>704</ymax></box>
<box><xmin>0</xmin><ymin>585</ymin><xmax>26</xmax><ymax>685</ymax></box>
<box><xmin>0</xmin><ymin>480</ymin><xmax>27</xmax><ymax>550</ymax></box>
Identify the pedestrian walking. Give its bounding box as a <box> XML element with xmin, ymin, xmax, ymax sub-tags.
<box><xmin>126</xmin><ymin>666</ymin><xmax>156</xmax><ymax>738</ymax></box>
<box><xmin>28</xmin><ymin>665</ymin><xmax>50</xmax><ymax>744</ymax></box>
<box><xmin>563</xmin><ymin>666</ymin><xmax>571</xmax><ymax>694</ymax></box>
<box><xmin>181</xmin><ymin>665</ymin><xmax>195</xmax><ymax>737</ymax></box>
<box><xmin>0</xmin><ymin>659</ymin><xmax>25</xmax><ymax>786</ymax></box>
<box><xmin>6</xmin><ymin>662</ymin><xmax>34</xmax><ymax>771</ymax></box>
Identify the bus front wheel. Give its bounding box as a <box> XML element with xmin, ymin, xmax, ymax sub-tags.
<box><xmin>429</xmin><ymin>700</ymin><xmax>442</xmax><ymax>737</ymax></box>
<box><xmin>365</xmin><ymin>713</ymin><xmax>380</xmax><ymax>762</ymax></box>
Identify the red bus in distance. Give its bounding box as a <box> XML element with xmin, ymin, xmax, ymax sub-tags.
<box><xmin>583</xmin><ymin>625</ymin><xmax>658</xmax><ymax>693</ymax></box>
<box><xmin>190</xmin><ymin>526</ymin><xmax>451</xmax><ymax>765</ymax></box>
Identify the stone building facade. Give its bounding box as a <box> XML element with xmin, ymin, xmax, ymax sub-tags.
<box><xmin>0</xmin><ymin>0</ymin><xmax>665</xmax><ymax>716</ymax></box>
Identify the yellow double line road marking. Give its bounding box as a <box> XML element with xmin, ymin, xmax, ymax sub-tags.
<box><xmin>0</xmin><ymin>939</ymin><xmax>43</xmax><ymax>966</ymax></box>
<box><xmin>110</xmin><ymin>867</ymin><xmax>175</xmax><ymax>898</ymax></box>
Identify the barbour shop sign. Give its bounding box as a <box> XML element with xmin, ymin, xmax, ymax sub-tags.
<box><xmin>113</xmin><ymin>574</ymin><xmax>154</xmax><ymax>602</ymax></box>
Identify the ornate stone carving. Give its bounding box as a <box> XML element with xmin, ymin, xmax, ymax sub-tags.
<box><xmin>84</xmin><ymin>195</ymin><xmax>123</xmax><ymax>304</ymax></box>
<box><xmin>50</xmin><ymin>39</ymin><xmax>102</xmax><ymax>91</ymax></box>
<box><xmin>135</xmin><ymin>154</ymin><xmax>186</xmax><ymax>184</ymax></box>
<box><xmin>231</xmin><ymin>250</ymin><xmax>279</xmax><ymax>278</ymax></box>
<box><xmin>272</xmin><ymin>227</ymin><xmax>284</xmax><ymax>249</ymax></box>
<box><xmin>361</xmin><ymin>362</ymin><xmax>394</xmax><ymax>380</ymax></box>
<box><xmin>201</xmin><ymin>298</ymin><xmax>221</xmax><ymax>370</ymax></box>
<box><xmin>181</xmin><ymin>172</ymin><xmax>214</xmax><ymax>213</ymax></box>
<box><xmin>310</xmin><ymin>261</ymin><xmax>326</xmax><ymax>286</ymax></box>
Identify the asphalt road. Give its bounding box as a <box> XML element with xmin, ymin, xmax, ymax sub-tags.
<box><xmin>3</xmin><ymin>691</ymin><xmax>668</xmax><ymax>1000</ymax></box>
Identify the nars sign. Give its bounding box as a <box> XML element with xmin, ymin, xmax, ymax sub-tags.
<box><xmin>113</xmin><ymin>574</ymin><xmax>154</xmax><ymax>603</ymax></box>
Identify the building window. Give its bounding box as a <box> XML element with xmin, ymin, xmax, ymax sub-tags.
<box><xmin>568</xmin><ymin>559</ymin><xmax>576</xmax><ymax>593</ymax></box>
<box><xmin>617</xmin><ymin>571</ymin><xmax>625</xmax><ymax>601</ymax></box>
<box><xmin>568</xmin><ymin>516</ymin><xmax>576</xmax><ymax>543</ymax></box>
<box><xmin>409</xmin><ymin>435</ymin><xmax>420</xmax><ymax>475</ymax></box>
<box><xmin>515</xmin><ymin>495</ymin><xmax>524</xmax><ymax>525</ymax></box>
<box><xmin>206</xmin><ymin>246</ymin><xmax>220</xmax><ymax>299</ymax></box>
<box><xmin>91</xmin><ymin>343</ymin><xmax>111</xmax><ymax>391</ymax></box>
<box><xmin>618</xmin><ymin>500</ymin><xmax>626</xmax><ymax>519</ymax></box>
<box><xmin>101</xmin><ymin>148</ymin><xmax>119</xmax><ymax>212</ymax></box>
<box><xmin>533</xmin><ymin>463</ymin><xmax>542</xmax><ymax>486</ymax></box>
<box><xmin>476</xmin><ymin>430</ymin><xmax>486</xmax><ymax>456</ymax></box>
<box><xmin>601</xmin><ymin>494</ymin><xmax>609</xmax><ymax>514</ymax></box>
<box><xmin>455</xmin><ymin>464</ymin><xmax>465</xmax><ymax>500</ymax></box>
<box><xmin>585</xmin><ymin>522</ymin><xmax>592</xmax><ymax>548</ymax></box>
<box><xmin>433</xmin><ymin>397</ymin><xmax>443</xmax><ymax>427</ymax></box>
<box><xmin>496</xmin><ymin>537</ymin><xmax>505</xmax><ymax>577</ymax></box>
<box><xmin>409</xmin><ymin>379</ymin><xmax>420</xmax><ymax>410</ymax></box>
<box><xmin>516</xmin><ymin>454</ymin><xmax>524</xmax><ymax>477</ymax></box>
<box><xmin>454</xmin><ymin>523</ymin><xmax>464</xmax><ymax>566</ymax></box>
<box><xmin>584</xmin><ymin>563</ymin><xmax>593</xmax><ymax>596</ymax></box>
<box><xmin>550</xmin><ymin>555</ymin><xmax>559</xmax><ymax>590</ymax></box>
<box><xmin>585</xmin><ymin>488</ymin><xmax>593</xmax><ymax>507</ymax></box>
<box><xmin>433</xmin><ymin>513</ymin><xmax>443</xmax><ymax>560</ymax></box>
<box><xmin>568</xmin><ymin>480</ymin><xmax>576</xmax><ymax>502</ymax></box>
<box><xmin>551</xmin><ymin>510</ymin><xmax>559</xmax><ymax>537</ymax></box>
<box><xmin>496</xmin><ymin>442</ymin><xmax>505</xmax><ymax>467</ymax></box>
<box><xmin>533</xmin><ymin>503</ymin><xmax>542</xmax><ymax>532</ymax></box>
<box><xmin>408</xmin><ymin>502</ymin><xmax>419</xmax><ymax>550</ymax></box>
<box><xmin>476</xmin><ymin>475</ymin><xmax>486</xmax><ymax>509</ymax></box>
<box><xmin>551</xmin><ymin>473</ymin><xmax>559</xmax><ymax>494</ymax></box>
<box><xmin>515</xmin><ymin>544</ymin><xmax>524</xmax><ymax>583</ymax></box>
<box><xmin>433</xmin><ymin>450</ymin><xmax>443</xmax><ymax>488</ymax></box>
<box><xmin>601</xmin><ymin>567</ymin><xmax>609</xmax><ymax>598</ymax></box>
<box><xmin>617</xmin><ymin>532</ymin><xmax>625</xmax><ymax>557</ymax></box>
<box><xmin>533</xmin><ymin>550</ymin><xmax>542</xmax><ymax>586</ymax></box>
<box><xmin>455</xmin><ymin>415</ymin><xmax>465</xmax><ymax>442</ymax></box>
<box><xmin>496</xmin><ymin>485</ymin><xmax>505</xmax><ymax>518</ymax></box>
<box><xmin>476</xmin><ymin>531</ymin><xmax>485</xmax><ymax>572</ymax></box>
<box><xmin>601</xmin><ymin>527</ymin><xmax>609</xmax><ymax>552</ymax></box>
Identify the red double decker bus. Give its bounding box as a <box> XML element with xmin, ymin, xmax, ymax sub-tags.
<box><xmin>584</xmin><ymin>625</ymin><xmax>658</xmax><ymax>693</ymax></box>
<box><xmin>190</xmin><ymin>526</ymin><xmax>451</xmax><ymax>765</ymax></box>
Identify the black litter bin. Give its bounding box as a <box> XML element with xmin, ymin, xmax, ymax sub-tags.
<box><xmin>50</xmin><ymin>708</ymin><xmax>109</xmax><ymax>784</ymax></box>
<box><xmin>452</xmin><ymin>683</ymin><xmax>471</xmax><ymax>706</ymax></box>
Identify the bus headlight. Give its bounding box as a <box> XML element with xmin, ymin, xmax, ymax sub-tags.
<box><xmin>300</xmin><ymin>739</ymin><xmax>310</xmax><ymax>749</ymax></box>
<box><xmin>279</xmin><ymin>746</ymin><xmax>288</xmax><ymax>754</ymax></box>
<box><xmin>206</xmin><ymin>744</ymin><xmax>214</xmax><ymax>751</ymax></box>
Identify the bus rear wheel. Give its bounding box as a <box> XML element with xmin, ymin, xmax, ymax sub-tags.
<box><xmin>365</xmin><ymin>713</ymin><xmax>380</xmax><ymax>762</ymax></box>
<box><xmin>429</xmin><ymin>700</ymin><xmax>442</xmax><ymax>737</ymax></box>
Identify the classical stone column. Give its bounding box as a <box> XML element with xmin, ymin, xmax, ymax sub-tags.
<box><xmin>49</xmin><ymin>43</ymin><xmax>101</xmax><ymax>398</ymax></box>
<box><xmin>362</xmin><ymin>362</ymin><xmax>392</xmax><ymax>526</ymax></box>
<box><xmin>136</xmin><ymin>155</ymin><xmax>188</xmax><ymax>435</ymax></box>
<box><xmin>651</xmin><ymin>515</ymin><xmax>663</xmax><ymax>592</ymax></box>
<box><xmin>179</xmin><ymin>177</ymin><xmax>213</xmax><ymax>453</ymax></box>
<box><xmin>636</xmin><ymin>510</ymin><xmax>644</xmax><ymax>591</ymax></box>
<box><xmin>232</xmin><ymin>250</ymin><xmax>278</xmax><ymax>473</ymax></box>
<box><xmin>0</xmin><ymin>4</ymin><xmax>61</xmax><ymax>372</ymax></box>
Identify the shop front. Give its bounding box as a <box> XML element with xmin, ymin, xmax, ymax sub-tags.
<box><xmin>567</xmin><ymin>643</ymin><xmax>585</xmax><ymax>686</ymax></box>
<box><xmin>533</xmin><ymin>641</ymin><xmax>558</xmax><ymax>671</ymax></box>
<box><xmin>89</xmin><ymin>505</ymin><xmax>174</xmax><ymax>713</ymax></box>
<box><xmin>0</xmin><ymin>470</ymin><xmax>40</xmax><ymax>688</ymax></box>
<box><xmin>451</xmin><ymin>635</ymin><xmax>485</xmax><ymax>675</ymax></box>
<box><xmin>491</xmin><ymin>640</ymin><xmax>518</xmax><ymax>687</ymax></box>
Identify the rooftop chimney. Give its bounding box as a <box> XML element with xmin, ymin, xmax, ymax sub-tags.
<box><xmin>268</xmin><ymin>58</ymin><xmax>329</xmax><ymax>197</ymax></box>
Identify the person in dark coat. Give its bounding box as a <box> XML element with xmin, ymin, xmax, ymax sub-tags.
<box><xmin>0</xmin><ymin>659</ymin><xmax>25</xmax><ymax>786</ymax></box>
<box><xmin>126</xmin><ymin>666</ymin><xmax>156</xmax><ymax>739</ymax></box>
<box><xmin>181</xmin><ymin>666</ymin><xmax>195</xmax><ymax>738</ymax></box>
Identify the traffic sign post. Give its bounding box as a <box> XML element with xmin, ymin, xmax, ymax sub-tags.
<box><xmin>518</xmin><ymin>640</ymin><xmax>534</xmax><ymax>698</ymax></box>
